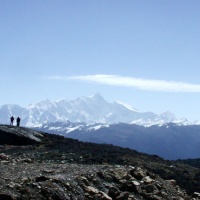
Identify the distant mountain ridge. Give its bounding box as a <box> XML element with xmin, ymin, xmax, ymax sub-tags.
<box><xmin>0</xmin><ymin>93</ymin><xmax>191</xmax><ymax>127</ymax></box>
<box><xmin>36</xmin><ymin>121</ymin><xmax>200</xmax><ymax>160</ymax></box>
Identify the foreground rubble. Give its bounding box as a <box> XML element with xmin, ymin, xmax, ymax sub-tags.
<box><xmin>0</xmin><ymin>158</ymin><xmax>193</xmax><ymax>200</ymax></box>
<box><xmin>0</xmin><ymin>125</ymin><xmax>200</xmax><ymax>199</ymax></box>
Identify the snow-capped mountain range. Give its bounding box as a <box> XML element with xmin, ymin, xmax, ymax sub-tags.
<box><xmin>2</xmin><ymin>93</ymin><xmax>200</xmax><ymax>160</ymax></box>
<box><xmin>0</xmin><ymin>93</ymin><xmax>193</xmax><ymax>127</ymax></box>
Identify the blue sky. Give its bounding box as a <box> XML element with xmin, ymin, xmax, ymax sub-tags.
<box><xmin>1</xmin><ymin>0</ymin><xmax>200</xmax><ymax>121</ymax></box>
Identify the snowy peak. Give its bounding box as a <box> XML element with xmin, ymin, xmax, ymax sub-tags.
<box><xmin>159</xmin><ymin>111</ymin><xmax>176</xmax><ymax>121</ymax></box>
<box><xmin>114</xmin><ymin>101</ymin><xmax>138</xmax><ymax>112</ymax></box>
<box><xmin>0</xmin><ymin>94</ymin><xmax>189</xmax><ymax>127</ymax></box>
<box><xmin>90</xmin><ymin>93</ymin><xmax>105</xmax><ymax>101</ymax></box>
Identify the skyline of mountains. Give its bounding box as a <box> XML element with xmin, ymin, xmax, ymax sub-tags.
<box><xmin>0</xmin><ymin>93</ymin><xmax>190</xmax><ymax>127</ymax></box>
<box><xmin>1</xmin><ymin>93</ymin><xmax>200</xmax><ymax>160</ymax></box>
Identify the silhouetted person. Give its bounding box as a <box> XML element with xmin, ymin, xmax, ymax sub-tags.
<box><xmin>10</xmin><ymin>116</ymin><xmax>14</xmax><ymax>126</ymax></box>
<box><xmin>16</xmin><ymin>117</ymin><xmax>21</xmax><ymax>127</ymax></box>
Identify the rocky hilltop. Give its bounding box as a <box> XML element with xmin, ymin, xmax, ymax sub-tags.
<box><xmin>0</xmin><ymin>125</ymin><xmax>200</xmax><ymax>199</ymax></box>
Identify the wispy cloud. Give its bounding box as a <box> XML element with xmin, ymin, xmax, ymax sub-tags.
<box><xmin>48</xmin><ymin>74</ymin><xmax>200</xmax><ymax>93</ymax></box>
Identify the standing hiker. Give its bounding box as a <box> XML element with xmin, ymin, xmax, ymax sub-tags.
<box><xmin>10</xmin><ymin>116</ymin><xmax>14</xmax><ymax>126</ymax></box>
<box><xmin>16</xmin><ymin>117</ymin><xmax>21</xmax><ymax>127</ymax></box>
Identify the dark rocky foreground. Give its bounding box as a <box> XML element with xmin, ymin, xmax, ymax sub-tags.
<box><xmin>0</xmin><ymin>125</ymin><xmax>200</xmax><ymax>200</ymax></box>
